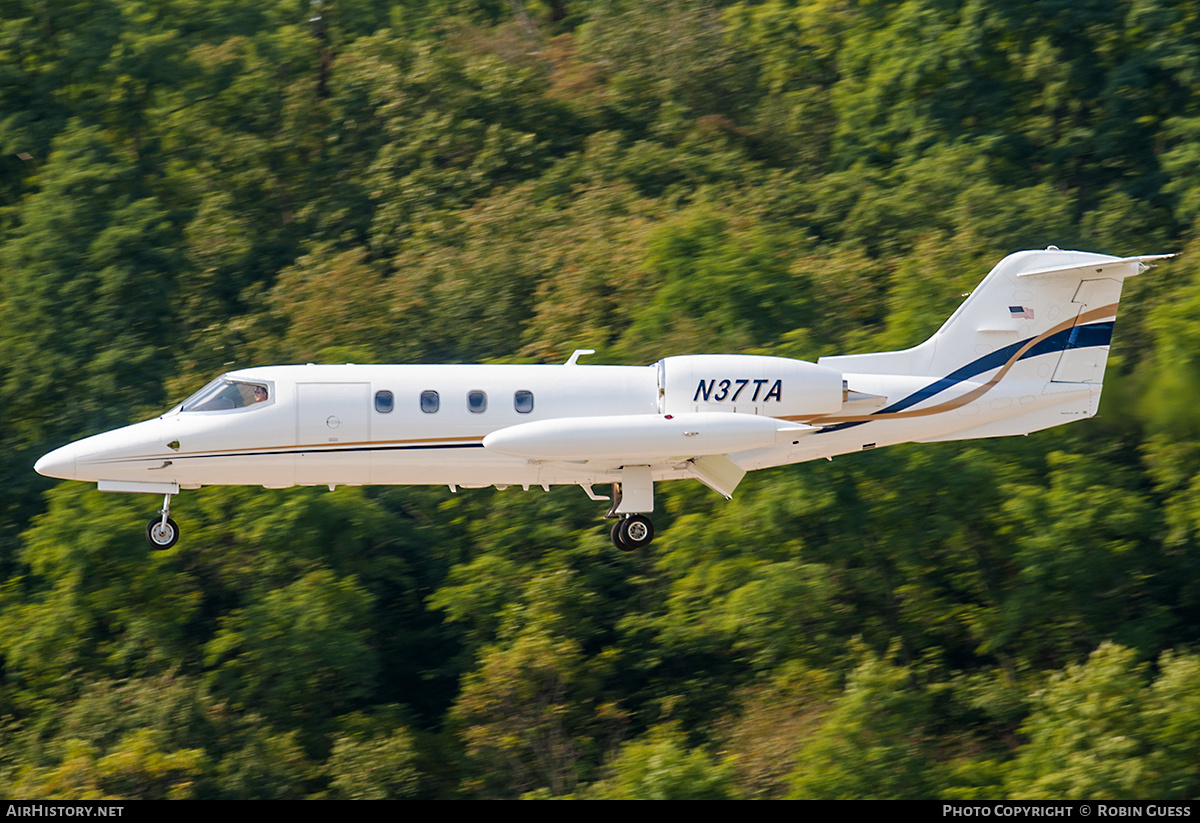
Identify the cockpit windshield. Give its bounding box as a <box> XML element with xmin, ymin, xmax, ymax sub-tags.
<box><xmin>180</xmin><ymin>377</ymin><xmax>271</xmax><ymax>412</ymax></box>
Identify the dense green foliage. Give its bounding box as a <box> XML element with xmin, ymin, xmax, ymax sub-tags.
<box><xmin>2</xmin><ymin>0</ymin><xmax>1200</xmax><ymax>799</ymax></box>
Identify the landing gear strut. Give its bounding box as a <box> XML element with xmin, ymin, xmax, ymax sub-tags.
<box><xmin>145</xmin><ymin>492</ymin><xmax>179</xmax><ymax>550</ymax></box>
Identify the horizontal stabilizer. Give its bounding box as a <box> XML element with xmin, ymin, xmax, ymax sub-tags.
<box><xmin>1017</xmin><ymin>254</ymin><xmax>1175</xmax><ymax>279</ymax></box>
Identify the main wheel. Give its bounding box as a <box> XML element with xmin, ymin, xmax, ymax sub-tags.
<box><xmin>610</xmin><ymin>520</ymin><xmax>636</xmax><ymax>552</ymax></box>
<box><xmin>618</xmin><ymin>515</ymin><xmax>654</xmax><ymax>550</ymax></box>
<box><xmin>146</xmin><ymin>517</ymin><xmax>180</xmax><ymax>550</ymax></box>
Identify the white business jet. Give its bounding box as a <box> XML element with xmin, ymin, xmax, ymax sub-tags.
<box><xmin>35</xmin><ymin>248</ymin><xmax>1171</xmax><ymax>550</ymax></box>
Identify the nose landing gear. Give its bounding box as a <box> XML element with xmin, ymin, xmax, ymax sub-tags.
<box><xmin>145</xmin><ymin>492</ymin><xmax>179</xmax><ymax>549</ymax></box>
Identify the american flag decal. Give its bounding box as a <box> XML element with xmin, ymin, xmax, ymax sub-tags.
<box><xmin>1009</xmin><ymin>305</ymin><xmax>1035</xmax><ymax>319</ymax></box>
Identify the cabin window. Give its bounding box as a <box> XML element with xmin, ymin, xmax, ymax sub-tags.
<box><xmin>514</xmin><ymin>390</ymin><xmax>534</xmax><ymax>413</ymax></box>
<box><xmin>420</xmin><ymin>390</ymin><xmax>440</xmax><ymax>414</ymax></box>
<box><xmin>181</xmin><ymin>378</ymin><xmax>271</xmax><ymax>412</ymax></box>
<box><xmin>467</xmin><ymin>390</ymin><xmax>488</xmax><ymax>414</ymax></box>
<box><xmin>375</xmin><ymin>390</ymin><xmax>394</xmax><ymax>413</ymax></box>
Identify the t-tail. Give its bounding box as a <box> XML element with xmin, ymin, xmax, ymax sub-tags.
<box><xmin>815</xmin><ymin>248</ymin><xmax>1173</xmax><ymax>443</ymax></box>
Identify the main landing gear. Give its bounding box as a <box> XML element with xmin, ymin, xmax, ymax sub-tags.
<box><xmin>610</xmin><ymin>514</ymin><xmax>654</xmax><ymax>552</ymax></box>
<box><xmin>145</xmin><ymin>492</ymin><xmax>179</xmax><ymax>550</ymax></box>
<box><xmin>604</xmin><ymin>471</ymin><xmax>656</xmax><ymax>551</ymax></box>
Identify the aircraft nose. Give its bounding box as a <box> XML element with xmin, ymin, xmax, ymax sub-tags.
<box><xmin>34</xmin><ymin>442</ymin><xmax>77</xmax><ymax>480</ymax></box>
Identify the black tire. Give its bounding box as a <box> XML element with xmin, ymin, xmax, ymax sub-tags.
<box><xmin>146</xmin><ymin>517</ymin><xmax>180</xmax><ymax>550</ymax></box>
<box><xmin>610</xmin><ymin>520</ymin><xmax>636</xmax><ymax>552</ymax></box>
<box><xmin>618</xmin><ymin>515</ymin><xmax>654</xmax><ymax>550</ymax></box>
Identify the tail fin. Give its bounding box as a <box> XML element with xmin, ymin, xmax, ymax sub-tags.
<box><xmin>820</xmin><ymin>248</ymin><xmax>1171</xmax><ymax>382</ymax></box>
<box><xmin>816</xmin><ymin>248</ymin><xmax>1172</xmax><ymax>441</ymax></box>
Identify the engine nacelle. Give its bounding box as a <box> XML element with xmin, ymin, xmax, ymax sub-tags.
<box><xmin>658</xmin><ymin>355</ymin><xmax>843</xmax><ymax>418</ymax></box>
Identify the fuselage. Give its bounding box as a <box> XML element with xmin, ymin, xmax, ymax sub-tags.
<box><xmin>33</xmin><ymin>349</ymin><xmax>1099</xmax><ymax>494</ymax></box>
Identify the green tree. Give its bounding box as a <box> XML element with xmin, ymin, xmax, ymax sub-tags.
<box><xmin>326</xmin><ymin>726</ymin><xmax>421</xmax><ymax>799</ymax></box>
<box><xmin>580</xmin><ymin>724</ymin><xmax>737</xmax><ymax>800</ymax></box>
<box><xmin>787</xmin><ymin>649</ymin><xmax>937</xmax><ymax>799</ymax></box>
<box><xmin>204</xmin><ymin>569</ymin><xmax>379</xmax><ymax>727</ymax></box>
<box><xmin>1005</xmin><ymin>643</ymin><xmax>1152</xmax><ymax>799</ymax></box>
<box><xmin>0</xmin><ymin>122</ymin><xmax>180</xmax><ymax>445</ymax></box>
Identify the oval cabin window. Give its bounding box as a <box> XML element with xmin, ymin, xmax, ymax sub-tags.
<box><xmin>420</xmin><ymin>390</ymin><xmax>440</xmax><ymax>414</ymax></box>
<box><xmin>467</xmin><ymin>390</ymin><xmax>487</xmax><ymax>414</ymax></box>
<box><xmin>514</xmin><ymin>390</ymin><xmax>534</xmax><ymax>413</ymax></box>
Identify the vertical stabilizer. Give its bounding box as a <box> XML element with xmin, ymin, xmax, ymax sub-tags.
<box><xmin>809</xmin><ymin>248</ymin><xmax>1171</xmax><ymax>442</ymax></box>
<box><xmin>819</xmin><ymin>249</ymin><xmax>1170</xmax><ymax>381</ymax></box>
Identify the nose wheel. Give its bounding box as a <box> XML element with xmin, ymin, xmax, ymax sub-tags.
<box><xmin>610</xmin><ymin>514</ymin><xmax>654</xmax><ymax>551</ymax></box>
<box><xmin>146</xmin><ymin>517</ymin><xmax>179</xmax><ymax>549</ymax></box>
<box><xmin>145</xmin><ymin>493</ymin><xmax>179</xmax><ymax>549</ymax></box>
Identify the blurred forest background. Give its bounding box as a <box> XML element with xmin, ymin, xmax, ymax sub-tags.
<box><xmin>2</xmin><ymin>0</ymin><xmax>1200</xmax><ymax>799</ymax></box>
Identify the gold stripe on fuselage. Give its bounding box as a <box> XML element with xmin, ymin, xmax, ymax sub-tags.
<box><xmin>90</xmin><ymin>435</ymin><xmax>487</xmax><ymax>465</ymax></box>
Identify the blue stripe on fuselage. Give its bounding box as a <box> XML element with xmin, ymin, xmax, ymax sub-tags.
<box><xmin>819</xmin><ymin>321</ymin><xmax>1113</xmax><ymax>433</ymax></box>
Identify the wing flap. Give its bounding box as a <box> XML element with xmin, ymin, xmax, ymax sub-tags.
<box><xmin>688</xmin><ymin>454</ymin><xmax>747</xmax><ymax>499</ymax></box>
